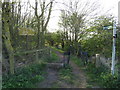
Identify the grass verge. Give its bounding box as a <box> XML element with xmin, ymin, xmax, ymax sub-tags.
<box><xmin>70</xmin><ymin>55</ymin><xmax>99</xmax><ymax>88</ymax></box>
<box><xmin>70</xmin><ymin>55</ymin><xmax>120</xmax><ymax>88</ymax></box>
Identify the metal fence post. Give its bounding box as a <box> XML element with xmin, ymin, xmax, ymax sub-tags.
<box><xmin>111</xmin><ymin>22</ymin><xmax>117</xmax><ymax>75</ymax></box>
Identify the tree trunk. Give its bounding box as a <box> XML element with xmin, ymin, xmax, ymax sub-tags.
<box><xmin>34</xmin><ymin>1</ymin><xmax>53</xmax><ymax>49</ymax></box>
<box><xmin>62</xmin><ymin>39</ymin><xmax>64</xmax><ymax>49</ymax></box>
<box><xmin>42</xmin><ymin>1</ymin><xmax>53</xmax><ymax>48</ymax></box>
<box><xmin>4</xmin><ymin>39</ymin><xmax>14</xmax><ymax>74</ymax></box>
<box><xmin>2</xmin><ymin>2</ymin><xmax>15</xmax><ymax>74</ymax></box>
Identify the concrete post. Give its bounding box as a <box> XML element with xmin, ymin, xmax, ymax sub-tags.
<box><xmin>96</xmin><ymin>54</ymin><xmax>100</xmax><ymax>68</ymax></box>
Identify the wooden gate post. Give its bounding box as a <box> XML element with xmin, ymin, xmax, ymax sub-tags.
<box><xmin>49</xmin><ymin>47</ymin><xmax>51</xmax><ymax>57</ymax></box>
<box><xmin>36</xmin><ymin>50</ymin><xmax>39</xmax><ymax>61</ymax></box>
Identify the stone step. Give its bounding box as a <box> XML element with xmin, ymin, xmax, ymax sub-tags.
<box><xmin>46</xmin><ymin>63</ymin><xmax>64</xmax><ymax>69</ymax></box>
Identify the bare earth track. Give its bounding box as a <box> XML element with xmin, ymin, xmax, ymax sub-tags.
<box><xmin>37</xmin><ymin>50</ymin><xmax>88</xmax><ymax>88</ymax></box>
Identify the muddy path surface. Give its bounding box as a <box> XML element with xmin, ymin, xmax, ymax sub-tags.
<box><xmin>37</xmin><ymin>50</ymin><xmax>88</xmax><ymax>88</ymax></box>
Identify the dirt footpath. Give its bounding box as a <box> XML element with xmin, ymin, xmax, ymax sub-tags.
<box><xmin>70</xmin><ymin>61</ymin><xmax>87</xmax><ymax>88</ymax></box>
<box><xmin>56</xmin><ymin>50</ymin><xmax>88</xmax><ymax>87</ymax></box>
<box><xmin>37</xmin><ymin>50</ymin><xmax>88</xmax><ymax>88</ymax></box>
<box><xmin>37</xmin><ymin>68</ymin><xmax>59</xmax><ymax>88</ymax></box>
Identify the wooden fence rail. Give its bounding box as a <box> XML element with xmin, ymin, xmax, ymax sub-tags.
<box><xmin>14</xmin><ymin>48</ymin><xmax>50</xmax><ymax>56</ymax></box>
<box><xmin>14</xmin><ymin>47</ymin><xmax>51</xmax><ymax>61</ymax></box>
<box><xmin>2</xmin><ymin>47</ymin><xmax>51</xmax><ymax>75</ymax></box>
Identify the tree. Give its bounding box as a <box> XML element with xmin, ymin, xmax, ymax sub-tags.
<box><xmin>2</xmin><ymin>0</ymin><xmax>30</xmax><ymax>74</ymax></box>
<box><xmin>2</xmin><ymin>1</ymin><xmax>15</xmax><ymax>74</ymax></box>
<box><xmin>58</xmin><ymin>0</ymin><xmax>99</xmax><ymax>54</ymax></box>
<box><xmin>81</xmin><ymin>15</ymin><xmax>114</xmax><ymax>57</ymax></box>
<box><xmin>31</xmin><ymin>0</ymin><xmax>53</xmax><ymax>49</ymax></box>
<box><xmin>88</xmin><ymin>15</ymin><xmax>114</xmax><ymax>34</ymax></box>
<box><xmin>45</xmin><ymin>31</ymin><xmax>64</xmax><ymax>48</ymax></box>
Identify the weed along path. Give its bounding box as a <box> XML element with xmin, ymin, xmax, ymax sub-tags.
<box><xmin>69</xmin><ymin>61</ymin><xmax>87</xmax><ymax>88</ymax></box>
<box><xmin>37</xmin><ymin>68</ymin><xmax>59</xmax><ymax>88</ymax></box>
<box><xmin>56</xmin><ymin>50</ymin><xmax>88</xmax><ymax>88</ymax></box>
<box><xmin>37</xmin><ymin>49</ymin><xmax>88</xmax><ymax>88</ymax></box>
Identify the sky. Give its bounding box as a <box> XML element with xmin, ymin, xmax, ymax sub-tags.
<box><xmin>48</xmin><ymin>0</ymin><xmax>120</xmax><ymax>32</ymax></box>
<box><xmin>6</xmin><ymin>0</ymin><xmax>120</xmax><ymax>32</ymax></box>
<box><xmin>100</xmin><ymin>0</ymin><xmax>119</xmax><ymax>16</ymax></box>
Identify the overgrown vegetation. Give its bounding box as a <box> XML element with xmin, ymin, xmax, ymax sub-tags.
<box><xmin>2</xmin><ymin>0</ymin><xmax>54</xmax><ymax>74</ymax></box>
<box><xmin>50</xmin><ymin>46</ymin><xmax>64</xmax><ymax>53</ymax></box>
<box><xmin>70</xmin><ymin>55</ymin><xmax>120</xmax><ymax>88</ymax></box>
<box><xmin>44</xmin><ymin>49</ymin><xmax>59</xmax><ymax>63</ymax></box>
<box><xmin>2</xmin><ymin>48</ymin><xmax>60</xmax><ymax>88</ymax></box>
<box><xmin>59</xmin><ymin>65</ymin><xmax>74</xmax><ymax>84</ymax></box>
<box><xmin>2</xmin><ymin>61</ymin><xmax>46</xmax><ymax>88</ymax></box>
<box><xmin>2</xmin><ymin>0</ymin><xmax>120</xmax><ymax>88</ymax></box>
<box><xmin>86</xmin><ymin>63</ymin><xmax>120</xmax><ymax>88</ymax></box>
<box><xmin>71</xmin><ymin>55</ymin><xmax>84</xmax><ymax>67</ymax></box>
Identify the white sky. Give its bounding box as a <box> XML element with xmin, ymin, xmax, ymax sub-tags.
<box><xmin>6</xmin><ymin>0</ymin><xmax>119</xmax><ymax>32</ymax></box>
<box><xmin>48</xmin><ymin>0</ymin><xmax>120</xmax><ymax>32</ymax></box>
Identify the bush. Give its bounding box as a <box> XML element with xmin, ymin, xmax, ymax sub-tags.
<box><xmin>2</xmin><ymin>62</ymin><xmax>46</xmax><ymax>88</ymax></box>
<box><xmin>86</xmin><ymin>63</ymin><xmax>120</xmax><ymax>88</ymax></box>
<box><xmin>100</xmin><ymin>72</ymin><xmax>118</xmax><ymax>88</ymax></box>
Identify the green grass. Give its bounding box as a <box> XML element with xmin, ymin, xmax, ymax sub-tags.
<box><xmin>59</xmin><ymin>65</ymin><xmax>74</xmax><ymax>84</ymax></box>
<box><xmin>71</xmin><ymin>55</ymin><xmax>84</xmax><ymax>67</ymax></box>
<box><xmin>2</xmin><ymin>61</ymin><xmax>46</xmax><ymax>88</ymax></box>
<box><xmin>70</xmin><ymin>55</ymin><xmax>120</xmax><ymax>88</ymax></box>
<box><xmin>85</xmin><ymin>63</ymin><xmax>120</xmax><ymax>88</ymax></box>
<box><xmin>2</xmin><ymin>49</ymin><xmax>60</xmax><ymax>88</ymax></box>
<box><xmin>50</xmin><ymin>46</ymin><xmax>64</xmax><ymax>53</ymax></box>
<box><xmin>44</xmin><ymin>50</ymin><xmax>59</xmax><ymax>63</ymax></box>
<box><xmin>70</xmin><ymin>55</ymin><xmax>100</xmax><ymax>88</ymax></box>
<box><xmin>48</xmin><ymin>47</ymin><xmax>120</xmax><ymax>88</ymax></box>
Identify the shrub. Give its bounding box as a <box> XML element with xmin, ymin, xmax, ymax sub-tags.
<box><xmin>86</xmin><ymin>63</ymin><xmax>120</xmax><ymax>88</ymax></box>
<box><xmin>2</xmin><ymin>62</ymin><xmax>46</xmax><ymax>88</ymax></box>
<box><xmin>100</xmin><ymin>72</ymin><xmax>118</xmax><ymax>88</ymax></box>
